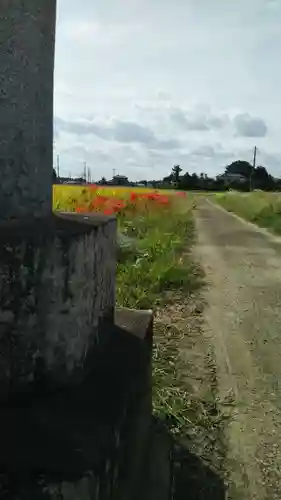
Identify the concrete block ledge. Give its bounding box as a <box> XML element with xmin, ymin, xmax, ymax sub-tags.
<box><xmin>0</xmin><ymin>307</ymin><xmax>154</xmax><ymax>500</ymax></box>
<box><xmin>0</xmin><ymin>212</ymin><xmax>117</xmax><ymax>399</ymax></box>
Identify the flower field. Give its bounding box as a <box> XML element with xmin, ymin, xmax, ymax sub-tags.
<box><xmin>53</xmin><ymin>184</ymin><xmax>197</xmax><ymax>310</ymax></box>
<box><xmin>53</xmin><ymin>184</ymin><xmax>188</xmax><ymax>217</ymax></box>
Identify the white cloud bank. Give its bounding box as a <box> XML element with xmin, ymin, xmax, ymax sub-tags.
<box><xmin>54</xmin><ymin>0</ymin><xmax>281</xmax><ymax>180</ymax></box>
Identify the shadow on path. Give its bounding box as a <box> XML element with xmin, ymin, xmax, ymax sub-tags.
<box><xmin>137</xmin><ymin>418</ymin><xmax>226</xmax><ymax>500</ymax></box>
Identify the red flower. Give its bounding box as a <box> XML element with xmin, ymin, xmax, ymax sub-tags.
<box><xmin>130</xmin><ymin>192</ymin><xmax>138</xmax><ymax>201</ymax></box>
<box><xmin>156</xmin><ymin>195</ymin><xmax>169</xmax><ymax>204</ymax></box>
<box><xmin>103</xmin><ymin>208</ymin><xmax>114</xmax><ymax>215</ymax></box>
<box><xmin>96</xmin><ymin>195</ymin><xmax>109</xmax><ymax>204</ymax></box>
<box><xmin>76</xmin><ymin>206</ymin><xmax>88</xmax><ymax>213</ymax></box>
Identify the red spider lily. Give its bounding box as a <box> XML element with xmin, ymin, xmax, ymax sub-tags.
<box><xmin>156</xmin><ymin>195</ymin><xmax>169</xmax><ymax>204</ymax></box>
<box><xmin>147</xmin><ymin>193</ymin><xmax>157</xmax><ymax>200</ymax></box>
<box><xmin>103</xmin><ymin>208</ymin><xmax>115</xmax><ymax>215</ymax></box>
<box><xmin>89</xmin><ymin>184</ymin><xmax>98</xmax><ymax>190</ymax></box>
<box><xmin>95</xmin><ymin>195</ymin><xmax>109</xmax><ymax>204</ymax></box>
<box><xmin>176</xmin><ymin>191</ymin><xmax>186</xmax><ymax>198</ymax></box>
<box><xmin>113</xmin><ymin>199</ymin><xmax>126</xmax><ymax>209</ymax></box>
<box><xmin>76</xmin><ymin>206</ymin><xmax>88</xmax><ymax>213</ymax></box>
<box><xmin>105</xmin><ymin>199</ymin><xmax>126</xmax><ymax>213</ymax></box>
<box><xmin>130</xmin><ymin>192</ymin><xmax>138</xmax><ymax>201</ymax></box>
<box><xmin>90</xmin><ymin>196</ymin><xmax>109</xmax><ymax>209</ymax></box>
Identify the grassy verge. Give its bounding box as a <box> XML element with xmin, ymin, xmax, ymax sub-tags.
<box><xmin>116</xmin><ymin>202</ymin><xmax>222</xmax><ymax>446</ymax></box>
<box><xmin>215</xmin><ymin>191</ymin><xmax>281</xmax><ymax>234</ymax></box>
<box><xmin>116</xmin><ymin>207</ymin><xmax>201</xmax><ymax>309</ymax></box>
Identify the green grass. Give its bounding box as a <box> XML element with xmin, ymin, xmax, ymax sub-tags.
<box><xmin>116</xmin><ymin>203</ymin><xmax>211</xmax><ymax>439</ymax></box>
<box><xmin>215</xmin><ymin>191</ymin><xmax>281</xmax><ymax>234</ymax></box>
<box><xmin>116</xmin><ymin>205</ymin><xmax>201</xmax><ymax>310</ymax></box>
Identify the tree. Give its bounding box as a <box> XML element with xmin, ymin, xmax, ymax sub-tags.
<box><xmin>225</xmin><ymin>160</ymin><xmax>253</xmax><ymax>179</ymax></box>
<box><xmin>253</xmin><ymin>165</ymin><xmax>274</xmax><ymax>190</ymax></box>
<box><xmin>254</xmin><ymin>166</ymin><xmax>269</xmax><ymax>181</ymax></box>
<box><xmin>172</xmin><ymin>164</ymin><xmax>182</xmax><ymax>186</ymax></box>
<box><xmin>163</xmin><ymin>174</ymin><xmax>174</xmax><ymax>186</ymax></box>
<box><xmin>52</xmin><ymin>168</ymin><xmax>57</xmax><ymax>183</ymax></box>
<box><xmin>179</xmin><ymin>172</ymin><xmax>191</xmax><ymax>190</ymax></box>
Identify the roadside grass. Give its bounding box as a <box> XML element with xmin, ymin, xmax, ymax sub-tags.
<box><xmin>116</xmin><ymin>208</ymin><xmax>202</xmax><ymax>309</ymax></box>
<box><xmin>215</xmin><ymin>191</ymin><xmax>281</xmax><ymax>234</ymax></box>
<box><xmin>115</xmin><ymin>200</ymin><xmax>223</xmax><ymax>450</ymax></box>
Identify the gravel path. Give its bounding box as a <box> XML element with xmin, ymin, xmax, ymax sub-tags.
<box><xmin>195</xmin><ymin>198</ymin><xmax>281</xmax><ymax>500</ymax></box>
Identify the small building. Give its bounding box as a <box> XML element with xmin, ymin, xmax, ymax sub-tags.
<box><xmin>217</xmin><ymin>173</ymin><xmax>247</xmax><ymax>186</ymax></box>
<box><xmin>110</xmin><ymin>175</ymin><xmax>129</xmax><ymax>186</ymax></box>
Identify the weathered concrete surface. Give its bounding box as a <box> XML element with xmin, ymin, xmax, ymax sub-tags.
<box><xmin>0</xmin><ymin>308</ymin><xmax>153</xmax><ymax>500</ymax></box>
<box><xmin>0</xmin><ymin>212</ymin><xmax>116</xmax><ymax>397</ymax></box>
<box><xmin>0</xmin><ymin>0</ymin><xmax>56</xmax><ymax>219</ymax></box>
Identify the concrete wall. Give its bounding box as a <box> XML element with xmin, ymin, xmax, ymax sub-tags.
<box><xmin>0</xmin><ymin>213</ymin><xmax>116</xmax><ymax>397</ymax></box>
<box><xmin>0</xmin><ymin>308</ymin><xmax>153</xmax><ymax>500</ymax></box>
<box><xmin>0</xmin><ymin>0</ymin><xmax>56</xmax><ymax>219</ymax></box>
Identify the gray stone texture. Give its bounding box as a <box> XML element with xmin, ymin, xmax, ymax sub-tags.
<box><xmin>0</xmin><ymin>0</ymin><xmax>56</xmax><ymax>219</ymax></box>
<box><xmin>0</xmin><ymin>213</ymin><xmax>116</xmax><ymax>397</ymax></box>
<box><xmin>0</xmin><ymin>307</ymin><xmax>154</xmax><ymax>500</ymax></box>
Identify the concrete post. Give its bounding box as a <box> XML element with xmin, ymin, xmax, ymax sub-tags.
<box><xmin>0</xmin><ymin>0</ymin><xmax>56</xmax><ymax>219</ymax></box>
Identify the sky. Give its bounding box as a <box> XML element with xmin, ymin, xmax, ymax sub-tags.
<box><xmin>54</xmin><ymin>0</ymin><xmax>281</xmax><ymax>181</ymax></box>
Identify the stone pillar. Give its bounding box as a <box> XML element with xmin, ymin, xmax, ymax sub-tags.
<box><xmin>0</xmin><ymin>4</ymin><xmax>154</xmax><ymax>498</ymax></box>
<box><xmin>0</xmin><ymin>0</ymin><xmax>119</xmax><ymax>397</ymax></box>
<box><xmin>0</xmin><ymin>0</ymin><xmax>56</xmax><ymax>219</ymax></box>
<box><xmin>0</xmin><ymin>213</ymin><xmax>117</xmax><ymax>398</ymax></box>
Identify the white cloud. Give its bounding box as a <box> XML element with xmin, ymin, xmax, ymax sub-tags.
<box><xmin>233</xmin><ymin>113</ymin><xmax>268</xmax><ymax>138</ymax></box>
<box><xmin>54</xmin><ymin>0</ymin><xmax>281</xmax><ymax>180</ymax></box>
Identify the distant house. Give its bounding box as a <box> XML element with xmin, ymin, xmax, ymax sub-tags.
<box><xmin>109</xmin><ymin>175</ymin><xmax>129</xmax><ymax>186</ymax></box>
<box><xmin>60</xmin><ymin>177</ymin><xmax>87</xmax><ymax>185</ymax></box>
<box><xmin>217</xmin><ymin>173</ymin><xmax>247</xmax><ymax>185</ymax></box>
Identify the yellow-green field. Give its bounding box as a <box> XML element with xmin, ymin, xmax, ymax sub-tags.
<box><xmin>53</xmin><ymin>184</ymin><xmax>181</xmax><ymax>215</ymax></box>
<box><xmin>53</xmin><ymin>184</ymin><xmax>195</xmax><ymax>310</ymax></box>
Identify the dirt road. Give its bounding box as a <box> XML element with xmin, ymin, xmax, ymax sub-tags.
<box><xmin>195</xmin><ymin>198</ymin><xmax>281</xmax><ymax>500</ymax></box>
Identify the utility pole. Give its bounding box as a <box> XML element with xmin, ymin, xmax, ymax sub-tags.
<box><xmin>83</xmin><ymin>162</ymin><xmax>87</xmax><ymax>183</ymax></box>
<box><xmin>87</xmin><ymin>167</ymin><xmax>91</xmax><ymax>183</ymax></box>
<box><xmin>249</xmin><ymin>146</ymin><xmax>257</xmax><ymax>192</ymax></box>
<box><xmin>56</xmin><ymin>154</ymin><xmax>60</xmax><ymax>180</ymax></box>
<box><xmin>253</xmin><ymin>145</ymin><xmax>257</xmax><ymax>169</ymax></box>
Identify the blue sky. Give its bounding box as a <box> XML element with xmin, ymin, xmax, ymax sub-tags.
<box><xmin>54</xmin><ymin>0</ymin><xmax>281</xmax><ymax>181</ymax></box>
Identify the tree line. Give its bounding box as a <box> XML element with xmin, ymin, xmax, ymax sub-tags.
<box><xmin>161</xmin><ymin>161</ymin><xmax>281</xmax><ymax>191</ymax></box>
<box><xmin>53</xmin><ymin>160</ymin><xmax>281</xmax><ymax>191</ymax></box>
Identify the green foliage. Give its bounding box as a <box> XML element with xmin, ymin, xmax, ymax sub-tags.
<box><xmin>116</xmin><ymin>210</ymin><xmax>200</xmax><ymax>309</ymax></box>
<box><xmin>215</xmin><ymin>192</ymin><xmax>281</xmax><ymax>235</ymax></box>
<box><xmin>225</xmin><ymin>160</ymin><xmax>253</xmax><ymax>179</ymax></box>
